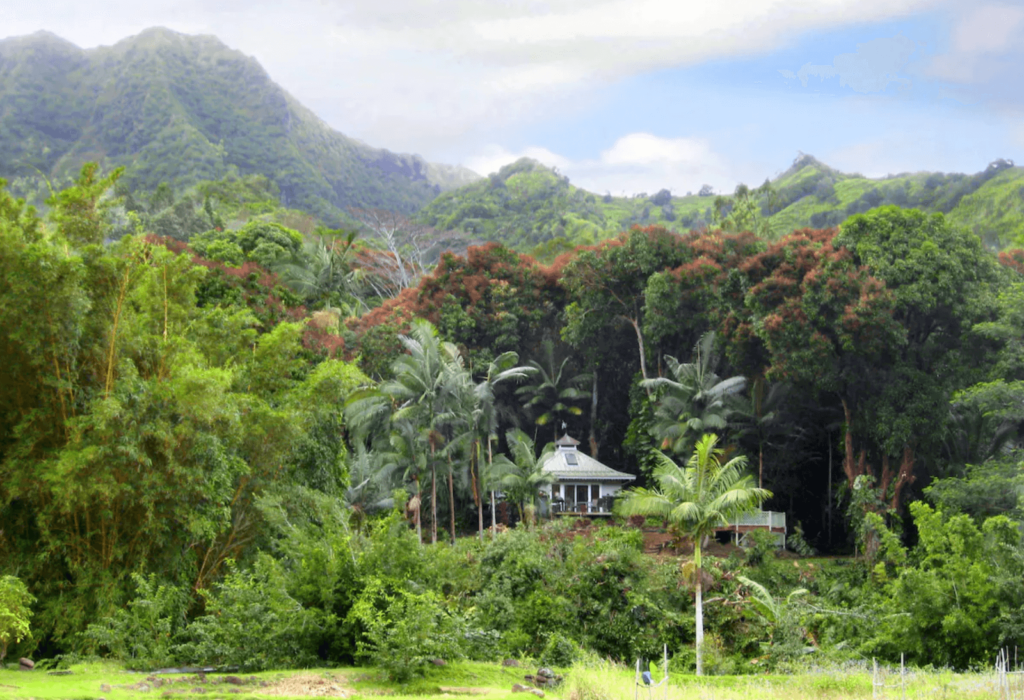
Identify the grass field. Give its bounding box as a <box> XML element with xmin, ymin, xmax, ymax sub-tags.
<box><xmin>0</xmin><ymin>659</ymin><xmax>1010</xmax><ymax>700</ymax></box>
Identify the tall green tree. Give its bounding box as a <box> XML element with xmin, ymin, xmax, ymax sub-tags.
<box><xmin>834</xmin><ymin>207</ymin><xmax>1002</xmax><ymax>507</ymax></box>
<box><xmin>562</xmin><ymin>226</ymin><xmax>689</xmax><ymax>382</ymax></box>
<box><xmin>615</xmin><ymin>433</ymin><xmax>770</xmax><ymax>676</ymax></box>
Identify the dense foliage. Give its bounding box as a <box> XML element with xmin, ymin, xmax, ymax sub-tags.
<box><xmin>2</xmin><ymin>159</ymin><xmax>1024</xmax><ymax>678</ymax></box>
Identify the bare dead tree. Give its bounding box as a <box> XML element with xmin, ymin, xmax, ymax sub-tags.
<box><xmin>348</xmin><ymin>208</ymin><xmax>466</xmax><ymax>298</ymax></box>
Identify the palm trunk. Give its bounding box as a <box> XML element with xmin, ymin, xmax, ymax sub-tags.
<box><xmin>448</xmin><ymin>454</ymin><xmax>456</xmax><ymax>545</ymax></box>
<box><xmin>430</xmin><ymin>442</ymin><xmax>438</xmax><ymax>545</ymax></box>
<box><xmin>474</xmin><ymin>441</ymin><xmax>483</xmax><ymax>542</ymax></box>
<box><xmin>489</xmin><ymin>439</ymin><xmax>496</xmax><ymax>540</ymax></box>
<box><xmin>589</xmin><ymin>370</ymin><xmax>600</xmax><ymax>458</ymax></box>
<box><xmin>695</xmin><ymin>536</ymin><xmax>704</xmax><ymax>677</ymax></box>
<box><xmin>758</xmin><ymin>443</ymin><xmax>764</xmax><ymax>491</ymax></box>
<box><xmin>414</xmin><ymin>474</ymin><xmax>422</xmax><ymax>544</ymax></box>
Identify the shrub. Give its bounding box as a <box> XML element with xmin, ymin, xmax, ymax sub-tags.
<box><xmin>0</xmin><ymin>575</ymin><xmax>35</xmax><ymax>662</ymax></box>
<box><xmin>83</xmin><ymin>573</ymin><xmax>190</xmax><ymax>669</ymax></box>
<box><xmin>178</xmin><ymin>555</ymin><xmax>320</xmax><ymax>671</ymax></box>
<box><xmin>349</xmin><ymin>578</ymin><xmax>465</xmax><ymax>682</ymax></box>
<box><xmin>541</xmin><ymin>631</ymin><xmax>579</xmax><ymax>667</ymax></box>
<box><xmin>743</xmin><ymin>529</ymin><xmax>779</xmax><ymax>567</ymax></box>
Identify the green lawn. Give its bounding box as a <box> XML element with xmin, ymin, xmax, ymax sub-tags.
<box><xmin>0</xmin><ymin>659</ymin><xmax>1009</xmax><ymax>700</ymax></box>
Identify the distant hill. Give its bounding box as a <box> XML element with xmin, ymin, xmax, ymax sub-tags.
<box><xmin>0</xmin><ymin>28</ymin><xmax>481</xmax><ymax>224</ymax></box>
<box><xmin>419</xmin><ymin>154</ymin><xmax>1024</xmax><ymax>255</ymax></box>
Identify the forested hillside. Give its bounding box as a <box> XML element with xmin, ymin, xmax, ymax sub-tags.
<box><xmin>0</xmin><ymin>28</ymin><xmax>480</xmax><ymax>224</ymax></box>
<box><xmin>3</xmin><ymin>163</ymin><xmax>1024</xmax><ymax>675</ymax></box>
<box><xmin>420</xmin><ymin>154</ymin><xmax>1024</xmax><ymax>256</ymax></box>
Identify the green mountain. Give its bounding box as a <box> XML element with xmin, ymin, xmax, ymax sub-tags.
<box><xmin>419</xmin><ymin>154</ymin><xmax>1024</xmax><ymax>256</ymax></box>
<box><xmin>0</xmin><ymin>28</ymin><xmax>481</xmax><ymax>224</ymax></box>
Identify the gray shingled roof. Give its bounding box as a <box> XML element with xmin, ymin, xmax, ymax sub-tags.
<box><xmin>540</xmin><ymin>449</ymin><xmax>636</xmax><ymax>482</ymax></box>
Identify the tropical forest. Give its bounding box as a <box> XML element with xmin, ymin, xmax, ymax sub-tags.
<box><xmin>2</xmin><ymin>25</ymin><xmax>1024</xmax><ymax>700</ymax></box>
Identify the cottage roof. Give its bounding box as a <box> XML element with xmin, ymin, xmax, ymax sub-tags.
<box><xmin>541</xmin><ymin>437</ymin><xmax>636</xmax><ymax>482</ymax></box>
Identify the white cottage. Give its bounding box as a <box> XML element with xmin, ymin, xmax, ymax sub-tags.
<box><xmin>541</xmin><ymin>435</ymin><xmax>636</xmax><ymax>515</ymax></box>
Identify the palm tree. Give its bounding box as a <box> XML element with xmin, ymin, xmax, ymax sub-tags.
<box><xmin>467</xmin><ymin>352</ymin><xmax>535</xmax><ymax>539</ymax></box>
<box><xmin>389</xmin><ymin>320</ymin><xmax>468</xmax><ymax>544</ymax></box>
<box><xmin>345</xmin><ymin>443</ymin><xmax>403</xmax><ymax>533</ymax></box>
<box><xmin>493</xmin><ymin>429</ymin><xmax>556</xmax><ymax>527</ymax></box>
<box><xmin>616</xmin><ymin>433</ymin><xmax>771</xmax><ymax>676</ymax></box>
<box><xmin>731</xmin><ymin>377</ymin><xmax>791</xmax><ymax>490</ymax></box>
<box><xmin>641</xmin><ymin>332</ymin><xmax>745</xmax><ymax>458</ymax></box>
<box><xmin>280</xmin><ymin>228</ymin><xmax>365</xmax><ymax>312</ymax></box>
<box><xmin>516</xmin><ymin>339</ymin><xmax>590</xmax><ymax>442</ymax></box>
<box><xmin>347</xmin><ymin>318</ymin><xmax>467</xmax><ymax>544</ymax></box>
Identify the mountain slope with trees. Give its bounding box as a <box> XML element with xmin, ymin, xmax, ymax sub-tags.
<box><xmin>0</xmin><ymin>28</ymin><xmax>481</xmax><ymax>225</ymax></box>
<box><xmin>419</xmin><ymin>155</ymin><xmax>1024</xmax><ymax>256</ymax></box>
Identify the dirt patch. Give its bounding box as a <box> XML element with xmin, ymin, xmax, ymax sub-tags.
<box><xmin>641</xmin><ymin>531</ymin><xmax>746</xmax><ymax>558</ymax></box>
<box><xmin>438</xmin><ymin>687</ymin><xmax>492</xmax><ymax>695</ymax></box>
<box><xmin>261</xmin><ymin>673</ymin><xmax>351</xmax><ymax>697</ymax></box>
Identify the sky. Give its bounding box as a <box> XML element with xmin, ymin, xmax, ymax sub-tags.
<box><xmin>3</xmin><ymin>0</ymin><xmax>1024</xmax><ymax>195</ymax></box>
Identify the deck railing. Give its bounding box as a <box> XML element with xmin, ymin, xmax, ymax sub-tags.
<box><xmin>728</xmin><ymin>510</ymin><xmax>787</xmax><ymax>531</ymax></box>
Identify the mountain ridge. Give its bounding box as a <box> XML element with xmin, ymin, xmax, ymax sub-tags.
<box><xmin>0</xmin><ymin>27</ymin><xmax>482</xmax><ymax>224</ymax></box>
<box><xmin>418</xmin><ymin>153</ymin><xmax>1024</xmax><ymax>254</ymax></box>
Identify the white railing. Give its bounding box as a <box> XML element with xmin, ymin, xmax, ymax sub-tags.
<box><xmin>729</xmin><ymin>510</ymin><xmax>787</xmax><ymax>532</ymax></box>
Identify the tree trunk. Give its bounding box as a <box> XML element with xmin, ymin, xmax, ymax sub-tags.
<box><xmin>840</xmin><ymin>398</ymin><xmax>865</xmax><ymax>489</ymax></box>
<box><xmin>694</xmin><ymin>537</ymin><xmax>704</xmax><ymax>677</ymax></box>
<box><xmin>589</xmin><ymin>370</ymin><xmax>600</xmax><ymax>458</ymax></box>
<box><xmin>414</xmin><ymin>474</ymin><xmax>422</xmax><ymax>544</ymax></box>
<box><xmin>431</xmin><ymin>443</ymin><xmax>438</xmax><ymax>545</ymax></box>
<box><xmin>758</xmin><ymin>443</ymin><xmax>764</xmax><ymax>491</ymax></box>
<box><xmin>474</xmin><ymin>442</ymin><xmax>483</xmax><ymax>542</ymax></box>
<box><xmin>625</xmin><ymin>316</ymin><xmax>650</xmax><ymax>384</ymax></box>
<box><xmin>489</xmin><ymin>439</ymin><xmax>497</xmax><ymax>540</ymax></box>
<box><xmin>448</xmin><ymin>455</ymin><xmax>456</xmax><ymax>545</ymax></box>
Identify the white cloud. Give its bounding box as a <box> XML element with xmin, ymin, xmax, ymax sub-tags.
<box><xmin>789</xmin><ymin>34</ymin><xmax>917</xmax><ymax>92</ymax></box>
<box><xmin>467</xmin><ymin>133</ymin><xmax>749</xmax><ymax>196</ymax></box>
<box><xmin>0</xmin><ymin>0</ymin><xmax>954</xmax><ymax>155</ymax></box>
<box><xmin>951</xmin><ymin>3</ymin><xmax>1024</xmax><ymax>54</ymax></box>
<box><xmin>922</xmin><ymin>3</ymin><xmax>1024</xmax><ymax>103</ymax></box>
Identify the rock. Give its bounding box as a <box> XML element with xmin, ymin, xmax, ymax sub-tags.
<box><xmin>537</xmin><ymin>668</ymin><xmax>555</xmax><ymax>679</ymax></box>
<box><xmin>502</xmin><ymin>659</ymin><xmax>521</xmax><ymax>667</ymax></box>
<box><xmin>191</xmin><ymin>687</ymin><xmax>207</xmax><ymax>694</ymax></box>
<box><xmin>18</xmin><ymin>658</ymin><xmax>34</xmax><ymax>671</ymax></box>
<box><xmin>530</xmin><ymin>690</ymin><xmax>545</xmax><ymax>698</ymax></box>
<box><xmin>431</xmin><ymin>659</ymin><xmax>447</xmax><ymax>666</ymax></box>
<box><xmin>100</xmin><ymin>684</ymin><xmax>112</xmax><ymax>692</ymax></box>
<box><xmin>222</xmin><ymin>676</ymin><xmax>245</xmax><ymax>685</ymax></box>
<box><xmin>46</xmin><ymin>671</ymin><xmax>73</xmax><ymax>676</ymax></box>
<box><xmin>134</xmin><ymin>682</ymin><xmax>152</xmax><ymax>692</ymax></box>
<box><xmin>512</xmin><ymin>684</ymin><xmax>530</xmax><ymax>693</ymax></box>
